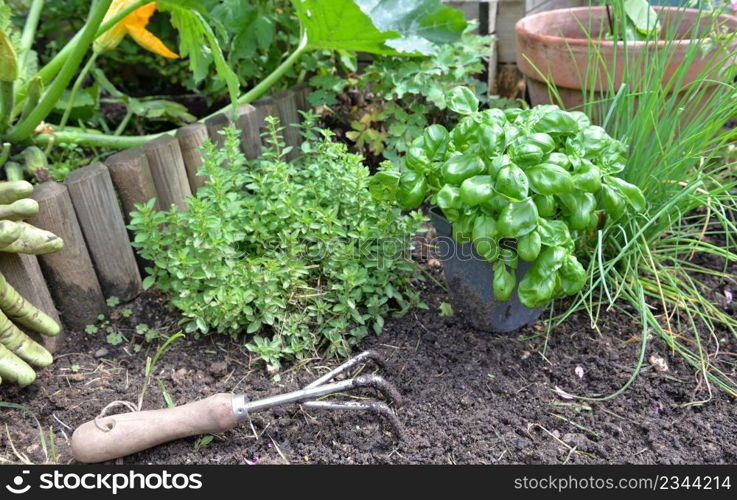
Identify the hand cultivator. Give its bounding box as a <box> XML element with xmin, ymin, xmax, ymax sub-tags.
<box><xmin>71</xmin><ymin>350</ymin><xmax>404</xmax><ymax>463</ymax></box>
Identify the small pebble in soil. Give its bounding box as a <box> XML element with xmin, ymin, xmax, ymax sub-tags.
<box><xmin>648</xmin><ymin>354</ymin><xmax>669</xmax><ymax>374</ymax></box>
<box><xmin>209</xmin><ymin>361</ymin><xmax>228</xmax><ymax>377</ymax></box>
<box><xmin>94</xmin><ymin>348</ymin><xmax>109</xmax><ymax>358</ymax></box>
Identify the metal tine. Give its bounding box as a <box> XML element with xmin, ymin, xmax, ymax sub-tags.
<box><xmin>303</xmin><ymin>400</ymin><xmax>405</xmax><ymax>439</ymax></box>
<box><xmin>306</xmin><ymin>350</ymin><xmax>385</xmax><ymax>389</ymax></box>
<box><xmin>245</xmin><ymin>374</ymin><xmax>401</xmax><ymax>414</ymax></box>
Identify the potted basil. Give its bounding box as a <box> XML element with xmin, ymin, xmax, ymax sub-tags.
<box><xmin>371</xmin><ymin>87</ymin><xmax>645</xmax><ymax>332</ymax></box>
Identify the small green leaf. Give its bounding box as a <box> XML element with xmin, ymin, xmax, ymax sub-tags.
<box><xmin>559</xmin><ymin>255</ymin><xmax>586</xmax><ymax>295</ymax></box>
<box><xmin>492</xmin><ymin>260</ymin><xmax>515</xmax><ymax>302</ymax></box>
<box><xmin>447</xmin><ymin>86</ymin><xmax>479</xmax><ymax>115</ymax></box>
<box><xmin>142</xmin><ymin>276</ymin><xmax>156</xmax><ymax>290</ymax></box>
<box><xmin>472</xmin><ymin>214</ymin><xmax>498</xmax><ymax>260</ymax></box>
<box><xmin>439</xmin><ymin>302</ymin><xmax>454</xmax><ymax>317</ymax></box>
<box><xmin>537</xmin><ymin>218</ymin><xmax>572</xmax><ymax>249</ymax></box>
<box><xmin>601</xmin><ymin>184</ymin><xmax>626</xmax><ymax>220</ymax></box>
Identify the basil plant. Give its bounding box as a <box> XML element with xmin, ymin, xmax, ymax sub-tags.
<box><xmin>372</xmin><ymin>87</ymin><xmax>646</xmax><ymax>309</ymax></box>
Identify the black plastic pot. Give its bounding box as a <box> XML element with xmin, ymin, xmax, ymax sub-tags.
<box><xmin>429</xmin><ymin>207</ymin><xmax>543</xmax><ymax>333</ymax></box>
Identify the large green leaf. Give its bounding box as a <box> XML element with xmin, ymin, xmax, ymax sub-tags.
<box><xmin>623</xmin><ymin>0</ymin><xmax>660</xmax><ymax>36</ymax></box>
<box><xmin>291</xmin><ymin>0</ymin><xmax>466</xmax><ymax>55</ymax></box>
<box><xmin>158</xmin><ymin>1</ymin><xmax>240</xmax><ymax>109</ymax></box>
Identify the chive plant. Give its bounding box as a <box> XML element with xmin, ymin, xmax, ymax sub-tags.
<box><xmin>539</xmin><ymin>4</ymin><xmax>737</xmax><ymax>398</ymax></box>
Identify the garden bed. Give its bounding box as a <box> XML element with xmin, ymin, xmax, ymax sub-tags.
<box><xmin>1</xmin><ymin>228</ymin><xmax>735</xmax><ymax>465</ymax></box>
<box><xmin>1</xmin><ymin>0</ymin><xmax>736</xmax><ymax>468</ymax></box>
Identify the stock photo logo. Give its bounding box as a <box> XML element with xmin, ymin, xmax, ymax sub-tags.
<box><xmin>5</xmin><ymin>470</ymin><xmax>31</xmax><ymax>495</ymax></box>
<box><xmin>1</xmin><ymin>469</ymin><xmax>203</xmax><ymax>496</ymax></box>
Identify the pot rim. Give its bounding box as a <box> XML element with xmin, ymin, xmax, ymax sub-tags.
<box><xmin>515</xmin><ymin>6</ymin><xmax>737</xmax><ymax>50</ymax></box>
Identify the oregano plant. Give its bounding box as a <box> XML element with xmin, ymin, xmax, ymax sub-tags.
<box><xmin>129</xmin><ymin>118</ymin><xmax>424</xmax><ymax>370</ymax></box>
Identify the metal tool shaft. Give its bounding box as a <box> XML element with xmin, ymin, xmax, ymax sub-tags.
<box><xmin>234</xmin><ymin>374</ymin><xmax>401</xmax><ymax>416</ymax></box>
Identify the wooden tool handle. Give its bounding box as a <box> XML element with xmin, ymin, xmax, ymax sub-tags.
<box><xmin>71</xmin><ymin>393</ymin><xmax>237</xmax><ymax>463</ymax></box>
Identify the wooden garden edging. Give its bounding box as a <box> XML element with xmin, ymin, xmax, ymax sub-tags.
<box><xmin>0</xmin><ymin>87</ymin><xmax>310</xmax><ymax>352</ymax></box>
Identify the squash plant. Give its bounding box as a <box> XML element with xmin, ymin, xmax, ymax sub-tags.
<box><xmin>373</xmin><ymin>87</ymin><xmax>646</xmax><ymax>308</ymax></box>
<box><xmin>0</xmin><ymin>0</ymin><xmax>467</xmax><ymax>153</ymax></box>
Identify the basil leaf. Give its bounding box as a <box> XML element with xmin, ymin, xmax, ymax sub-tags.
<box><xmin>518</xmin><ymin>268</ymin><xmax>559</xmax><ymax>308</ymax></box>
<box><xmin>478</xmin><ymin>123</ymin><xmax>505</xmax><ymax>157</ymax></box>
<box><xmin>559</xmin><ymin>255</ymin><xmax>586</xmax><ymax>295</ymax></box>
<box><xmin>533</xmin><ymin>194</ymin><xmax>556</xmax><ymax>217</ymax></box>
<box><xmin>497</xmin><ymin>199</ymin><xmax>538</xmax><ymax>238</ymax></box>
<box><xmin>460</xmin><ymin>175</ymin><xmax>494</xmax><ymax>207</ymax></box>
<box><xmin>492</xmin><ymin>260</ymin><xmax>515</xmax><ymax>302</ymax></box>
<box><xmin>435</xmin><ymin>184</ymin><xmax>462</xmax><ymax>221</ymax></box>
<box><xmin>530</xmin><ymin>246</ymin><xmax>567</xmax><ymax>276</ymax></box>
<box><xmin>605</xmin><ymin>175</ymin><xmax>646</xmax><ymax>212</ymax></box>
<box><xmin>526</xmin><ymin>164</ymin><xmax>574</xmax><ymax>195</ymax></box>
<box><xmin>495</xmin><ymin>163</ymin><xmax>529</xmax><ymax>201</ymax></box>
<box><xmin>517</xmin><ymin>230</ymin><xmax>542</xmax><ymax>262</ymax></box>
<box><xmin>500</xmin><ymin>247</ymin><xmax>518</xmax><ymax>270</ymax></box>
<box><xmin>442</xmin><ymin>152</ymin><xmax>486</xmax><ymax>185</ymax></box>
<box><xmin>546</xmin><ymin>152</ymin><xmax>572</xmax><ymax>170</ymax></box>
<box><xmin>533</xmin><ymin>109</ymin><xmax>578</xmax><ymax>136</ymax></box>
<box><xmin>571</xmin><ymin>160</ymin><xmax>602</xmax><ymax>193</ymax></box>
<box><xmin>537</xmin><ymin>218</ymin><xmax>573</xmax><ymax>249</ymax></box>
<box><xmin>452</xmin><ymin>210</ymin><xmax>475</xmax><ymax>244</ymax></box>
<box><xmin>422</xmin><ymin>124</ymin><xmax>450</xmax><ymax>161</ymax></box>
<box><xmin>600</xmin><ymin>184</ymin><xmax>626</xmax><ymax>221</ymax></box>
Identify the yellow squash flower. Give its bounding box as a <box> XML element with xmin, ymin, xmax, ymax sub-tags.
<box><xmin>94</xmin><ymin>0</ymin><xmax>179</xmax><ymax>59</ymax></box>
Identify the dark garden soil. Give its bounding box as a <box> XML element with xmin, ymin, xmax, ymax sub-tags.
<box><xmin>1</xmin><ymin>229</ymin><xmax>737</xmax><ymax>465</ymax></box>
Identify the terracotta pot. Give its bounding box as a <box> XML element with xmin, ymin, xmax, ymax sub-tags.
<box><xmin>515</xmin><ymin>6</ymin><xmax>737</xmax><ymax>109</ymax></box>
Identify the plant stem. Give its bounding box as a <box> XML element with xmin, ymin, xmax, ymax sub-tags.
<box><xmin>7</xmin><ymin>0</ymin><xmax>113</xmax><ymax>143</ymax></box>
<box><xmin>114</xmin><ymin>109</ymin><xmax>134</xmax><ymax>136</ymax></box>
<box><xmin>240</xmin><ymin>32</ymin><xmax>309</xmax><ymax>106</ymax></box>
<box><xmin>203</xmin><ymin>31</ymin><xmax>311</xmax><ymax>122</ymax></box>
<box><xmin>39</xmin><ymin>32</ymin><xmax>312</xmax><ymax>149</ymax></box>
<box><xmin>19</xmin><ymin>0</ymin><xmax>45</xmax><ymax>70</ymax></box>
<box><xmin>57</xmin><ymin>52</ymin><xmax>98</xmax><ymax>132</ymax></box>
<box><xmin>13</xmin><ymin>0</ymin><xmax>148</xmax><ymax>114</ymax></box>
<box><xmin>0</xmin><ymin>142</ymin><xmax>10</xmax><ymax>168</ymax></box>
<box><xmin>33</xmin><ymin>128</ymin><xmax>164</xmax><ymax>149</ymax></box>
<box><xmin>38</xmin><ymin>0</ymin><xmax>147</xmax><ymax>85</ymax></box>
<box><xmin>0</xmin><ymin>82</ymin><xmax>13</xmax><ymax>134</ymax></box>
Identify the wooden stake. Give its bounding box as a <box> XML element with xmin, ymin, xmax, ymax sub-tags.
<box><xmin>27</xmin><ymin>181</ymin><xmax>106</xmax><ymax>330</ymax></box>
<box><xmin>176</xmin><ymin>124</ymin><xmax>209</xmax><ymax>193</ymax></box>
<box><xmin>105</xmin><ymin>148</ymin><xmax>159</xmax><ymax>222</ymax></box>
<box><xmin>204</xmin><ymin>112</ymin><xmax>232</xmax><ymax>149</ymax></box>
<box><xmin>292</xmin><ymin>84</ymin><xmax>311</xmax><ymax>114</ymax></box>
<box><xmin>143</xmin><ymin>134</ymin><xmax>192</xmax><ymax>211</ymax></box>
<box><xmin>236</xmin><ymin>104</ymin><xmax>262</xmax><ymax>160</ymax></box>
<box><xmin>66</xmin><ymin>163</ymin><xmax>142</xmax><ymax>302</ymax></box>
<box><xmin>273</xmin><ymin>89</ymin><xmax>301</xmax><ymax>159</ymax></box>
